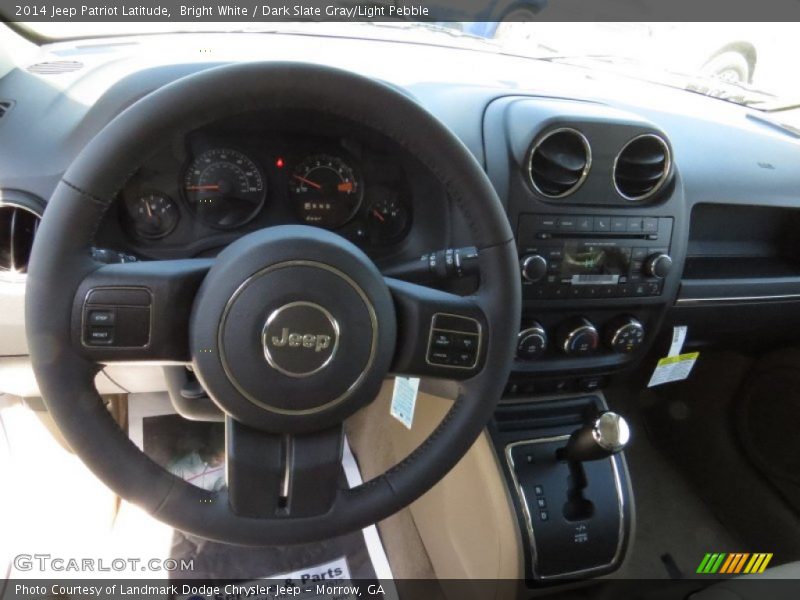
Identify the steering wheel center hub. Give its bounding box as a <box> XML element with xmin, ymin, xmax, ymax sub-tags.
<box><xmin>262</xmin><ymin>300</ymin><xmax>340</xmax><ymax>377</ymax></box>
<box><xmin>189</xmin><ymin>226</ymin><xmax>395</xmax><ymax>433</ymax></box>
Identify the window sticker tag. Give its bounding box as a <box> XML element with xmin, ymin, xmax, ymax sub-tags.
<box><xmin>648</xmin><ymin>352</ymin><xmax>699</xmax><ymax>387</ymax></box>
<box><xmin>668</xmin><ymin>325</ymin><xmax>688</xmax><ymax>357</ymax></box>
<box><xmin>390</xmin><ymin>376</ymin><xmax>420</xmax><ymax>429</ymax></box>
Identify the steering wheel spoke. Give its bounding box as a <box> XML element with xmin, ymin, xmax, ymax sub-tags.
<box><xmin>386</xmin><ymin>277</ymin><xmax>487</xmax><ymax>379</ymax></box>
<box><xmin>73</xmin><ymin>258</ymin><xmax>212</xmax><ymax>363</ymax></box>
<box><xmin>225</xmin><ymin>417</ymin><xmax>344</xmax><ymax>519</ymax></box>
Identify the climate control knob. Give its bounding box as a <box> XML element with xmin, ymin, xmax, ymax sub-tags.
<box><xmin>517</xmin><ymin>322</ymin><xmax>547</xmax><ymax>360</ymax></box>
<box><xmin>644</xmin><ymin>253</ymin><xmax>672</xmax><ymax>279</ymax></box>
<box><xmin>557</xmin><ymin>318</ymin><xmax>599</xmax><ymax>356</ymax></box>
<box><xmin>605</xmin><ymin>315</ymin><xmax>645</xmax><ymax>354</ymax></box>
<box><xmin>520</xmin><ymin>254</ymin><xmax>548</xmax><ymax>282</ymax></box>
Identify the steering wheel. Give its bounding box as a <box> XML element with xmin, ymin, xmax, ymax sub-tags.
<box><xmin>25</xmin><ymin>62</ymin><xmax>520</xmax><ymax>545</ymax></box>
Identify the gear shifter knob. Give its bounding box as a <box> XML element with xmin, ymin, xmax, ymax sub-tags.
<box><xmin>562</xmin><ymin>411</ymin><xmax>630</xmax><ymax>462</ymax></box>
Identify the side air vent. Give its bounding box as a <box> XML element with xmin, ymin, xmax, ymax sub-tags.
<box><xmin>0</xmin><ymin>202</ymin><xmax>42</xmax><ymax>278</ymax></box>
<box><xmin>613</xmin><ymin>134</ymin><xmax>671</xmax><ymax>201</ymax></box>
<box><xmin>27</xmin><ymin>60</ymin><xmax>84</xmax><ymax>75</ymax></box>
<box><xmin>527</xmin><ymin>128</ymin><xmax>592</xmax><ymax>198</ymax></box>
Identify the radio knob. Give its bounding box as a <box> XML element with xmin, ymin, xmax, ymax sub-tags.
<box><xmin>520</xmin><ymin>254</ymin><xmax>548</xmax><ymax>282</ymax></box>
<box><xmin>605</xmin><ymin>315</ymin><xmax>646</xmax><ymax>354</ymax></box>
<box><xmin>644</xmin><ymin>253</ymin><xmax>672</xmax><ymax>279</ymax></box>
<box><xmin>557</xmin><ymin>318</ymin><xmax>599</xmax><ymax>356</ymax></box>
<box><xmin>517</xmin><ymin>322</ymin><xmax>547</xmax><ymax>360</ymax></box>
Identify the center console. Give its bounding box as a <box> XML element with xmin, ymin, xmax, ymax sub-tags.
<box><xmin>481</xmin><ymin>95</ymin><xmax>688</xmax><ymax>584</ymax></box>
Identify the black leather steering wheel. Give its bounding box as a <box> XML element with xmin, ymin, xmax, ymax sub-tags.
<box><xmin>25</xmin><ymin>62</ymin><xmax>520</xmax><ymax>545</ymax></box>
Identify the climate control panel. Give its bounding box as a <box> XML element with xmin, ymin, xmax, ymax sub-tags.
<box><xmin>516</xmin><ymin>314</ymin><xmax>645</xmax><ymax>360</ymax></box>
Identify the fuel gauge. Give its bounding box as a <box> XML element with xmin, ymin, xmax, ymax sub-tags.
<box><xmin>125</xmin><ymin>192</ymin><xmax>179</xmax><ymax>239</ymax></box>
<box><xmin>365</xmin><ymin>196</ymin><xmax>410</xmax><ymax>244</ymax></box>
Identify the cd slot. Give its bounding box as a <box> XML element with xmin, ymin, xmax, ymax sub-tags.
<box><xmin>544</xmin><ymin>232</ymin><xmax>656</xmax><ymax>240</ymax></box>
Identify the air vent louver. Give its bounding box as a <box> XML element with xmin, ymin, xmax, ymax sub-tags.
<box><xmin>614</xmin><ymin>134</ymin><xmax>671</xmax><ymax>201</ymax></box>
<box><xmin>27</xmin><ymin>60</ymin><xmax>84</xmax><ymax>75</ymax></box>
<box><xmin>527</xmin><ymin>128</ymin><xmax>591</xmax><ymax>198</ymax></box>
<box><xmin>0</xmin><ymin>204</ymin><xmax>41</xmax><ymax>277</ymax></box>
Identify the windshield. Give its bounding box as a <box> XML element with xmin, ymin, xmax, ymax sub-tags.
<box><xmin>17</xmin><ymin>21</ymin><xmax>800</xmax><ymax>110</ymax></box>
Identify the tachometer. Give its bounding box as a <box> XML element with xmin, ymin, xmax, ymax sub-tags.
<box><xmin>183</xmin><ymin>148</ymin><xmax>266</xmax><ymax>228</ymax></box>
<box><xmin>289</xmin><ymin>154</ymin><xmax>363</xmax><ymax>229</ymax></box>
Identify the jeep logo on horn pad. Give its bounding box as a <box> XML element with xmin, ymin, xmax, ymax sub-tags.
<box><xmin>270</xmin><ymin>328</ymin><xmax>332</xmax><ymax>353</ymax></box>
<box><xmin>262</xmin><ymin>301</ymin><xmax>340</xmax><ymax>378</ymax></box>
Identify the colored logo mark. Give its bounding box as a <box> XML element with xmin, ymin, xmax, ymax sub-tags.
<box><xmin>697</xmin><ymin>553</ymin><xmax>773</xmax><ymax>574</ymax></box>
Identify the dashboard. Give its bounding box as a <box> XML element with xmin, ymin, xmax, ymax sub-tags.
<box><xmin>2</xmin><ymin>31</ymin><xmax>800</xmax><ymax>399</ymax></box>
<box><xmin>94</xmin><ymin>111</ymin><xmax>436</xmax><ymax>262</ymax></box>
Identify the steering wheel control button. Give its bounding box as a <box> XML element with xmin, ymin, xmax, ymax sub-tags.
<box><xmin>262</xmin><ymin>301</ymin><xmax>340</xmax><ymax>378</ymax></box>
<box><xmin>86</xmin><ymin>327</ymin><xmax>114</xmax><ymax>345</ymax></box>
<box><xmin>86</xmin><ymin>287</ymin><xmax>151</xmax><ymax>305</ymax></box>
<box><xmin>82</xmin><ymin>287</ymin><xmax>151</xmax><ymax>348</ymax></box>
<box><xmin>87</xmin><ymin>309</ymin><xmax>115</xmax><ymax>326</ymax></box>
<box><xmin>517</xmin><ymin>323</ymin><xmax>547</xmax><ymax>360</ymax></box>
<box><xmin>426</xmin><ymin>313</ymin><xmax>481</xmax><ymax>369</ymax></box>
<box><xmin>432</xmin><ymin>332</ymin><xmax>453</xmax><ymax>349</ymax></box>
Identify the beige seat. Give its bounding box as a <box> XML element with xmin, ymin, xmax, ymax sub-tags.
<box><xmin>690</xmin><ymin>562</ymin><xmax>800</xmax><ymax>599</ymax></box>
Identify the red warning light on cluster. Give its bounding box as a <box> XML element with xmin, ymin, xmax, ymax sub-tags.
<box><xmin>276</xmin><ymin>157</ymin><xmax>285</xmax><ymax>168</ymax></box>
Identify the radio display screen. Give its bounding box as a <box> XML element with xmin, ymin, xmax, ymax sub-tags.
<box><xmin>562</xmin><ymin>242</ymin><xmax>631</xmax><ymax>284</ymax></box>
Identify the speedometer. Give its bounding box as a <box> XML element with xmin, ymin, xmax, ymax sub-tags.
<box><xmin>289</xmin><ymin>154</ymin><xmax>363</xmax><ymax>229</ymax></box>
<box><xmin>183</xmin><ymin>148</ymin><xmax>266</xmax><ymax>229</ymax></box>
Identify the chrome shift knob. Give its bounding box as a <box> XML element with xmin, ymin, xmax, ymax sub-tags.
<box><xmin>562</xmin><ymin>411</ymin><xmax>630</xmax><ymax>462</ymax></box>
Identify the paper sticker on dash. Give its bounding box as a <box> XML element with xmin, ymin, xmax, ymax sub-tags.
<box><xmin>390</xmin><ymin>376</ymin><xmax>420</xmax><ymax>429</ymax></box>
<box><xmin>648</xmin><ymin>352</ymin><xmax>699</xmax><ymax>387</ymax></box>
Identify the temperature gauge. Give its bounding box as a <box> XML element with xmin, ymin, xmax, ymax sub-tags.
<box><xmin>365</xmin><ymin>197</ymin><xmax>410</xmax><ymax>244</ymax></box>
<box><xmin>125</xmin><ymin>192</ymin><xmax>179</xmax><ymax>239</ymax></box>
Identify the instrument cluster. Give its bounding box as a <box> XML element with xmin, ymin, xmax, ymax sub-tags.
<box><xmin>117</xmin><ymin>128</ymin><xmax>414</xmax><ymax>255</ymax></box>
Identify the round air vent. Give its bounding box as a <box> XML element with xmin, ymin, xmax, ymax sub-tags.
<box><xmin>527</xmin><ymin>128</ymin><xmax>591</xmax><ymax>199</ymax></box>
<box><xmin>614</xmin><ymin>134</ymin><xmax>671</xmax><ymax>201</ymax></box>
<box><xmin>0</xmin><ymin>201</ymin><xmax>42</xmax><ymax>279</ymax></box>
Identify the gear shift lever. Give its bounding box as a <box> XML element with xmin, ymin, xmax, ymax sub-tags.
<box><xmin>562</xmin><ymin>411</ymin><xmax>630</xmax><ymax>462</ymax></box>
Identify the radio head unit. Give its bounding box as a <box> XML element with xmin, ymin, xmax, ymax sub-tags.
<box><xmin>517</xmin><ymin>214</ymin><xmax>674</xmax><ymax>300</ymax></box>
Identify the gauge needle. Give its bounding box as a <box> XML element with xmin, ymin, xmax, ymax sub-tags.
<box><xmin>144</xmin><ymin>201</ymin><xmax>153</xmax><ymax>218</ymax></box>
<box><xmin>292</xmin><ymin>174</ymin><xmax>322</xmax><ymax>190</ymax></box>
<box><xmin>185</xmin><ymin>185</ymin><xmax>221</xmax><ymax>191</ymax></box>
<box><xmin>372</xmin><ymin>209</ymin><xmax>386</xmax><ymax>223</ymax></box>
